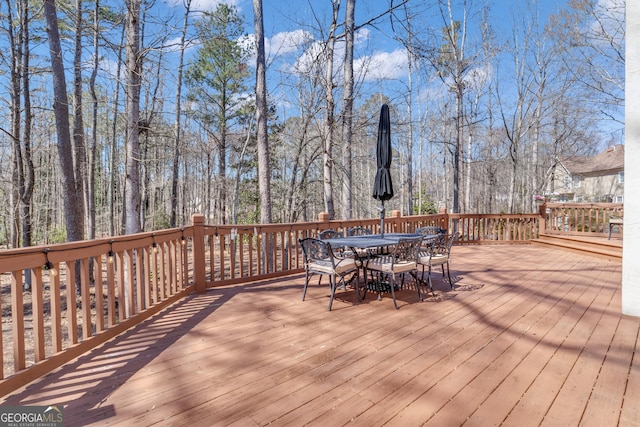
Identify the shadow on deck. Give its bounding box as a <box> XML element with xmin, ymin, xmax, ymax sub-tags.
<box><xmin>1</xmin><ymin>244</ymin><xmax>638</xmax><ymax>426</ymax></box>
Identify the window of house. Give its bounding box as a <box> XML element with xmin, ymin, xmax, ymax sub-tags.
<box><xmin>573</xmin><ymin>176</ymin><xmax>581</xmax><ymax>189</ymax></box>
<box><xmin>615</xmin><ymin>195</ymin><xmax>624</xmax><ymax>203</ymax></box>
<box><xmin>563</xmin><ymin>176</ymin><xmax>571</xmax><ymax>190</ymax></box>
<box><xmin>618</xmin><ymin>171</ymin><xmax>624</xmax><ymax>184</ymax></box>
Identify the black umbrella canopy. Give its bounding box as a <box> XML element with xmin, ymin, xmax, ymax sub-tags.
<box><xmin>373</xmin><ymin>104</ymin><xmax>394</xmax><ymax>202</ymax></box>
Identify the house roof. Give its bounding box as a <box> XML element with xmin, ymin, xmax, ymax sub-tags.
<box><xmin>560</xmin><ymin>144</ymin><xmax>624</xmax><ymax>175</ymax></box>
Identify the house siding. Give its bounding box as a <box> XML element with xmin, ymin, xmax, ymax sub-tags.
<box><xmin>546</xmin><ymin>146</ymin><xmax>624</xmax><ymax>202</ymax></box>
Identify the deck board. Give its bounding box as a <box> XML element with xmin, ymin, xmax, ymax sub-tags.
<box><xmin>1</xmin><ymin>244</ymin><xmax>638</xmax><ymax>427</ymax></box>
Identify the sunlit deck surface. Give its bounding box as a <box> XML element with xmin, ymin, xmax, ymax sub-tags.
<box><xmin>2</xmin><ymin>244</ymin><xmax>638</xmax><ymax>426</ymax></box>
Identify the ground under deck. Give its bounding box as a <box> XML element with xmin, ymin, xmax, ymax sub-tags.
<box><xmin>2</xmin><ymin>244</ymin><xmax>638</xmax><ymax>426</ymax></box>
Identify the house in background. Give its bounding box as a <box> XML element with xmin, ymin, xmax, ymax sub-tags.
<box><xmin>546</xmin><ymin>144</ymin><xmax>624</xmax><ymax>203</ymax></box>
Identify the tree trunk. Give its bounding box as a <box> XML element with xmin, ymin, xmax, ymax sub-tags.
<box><xmin>73</xmin><ymin>0</ymin><xmax>87</xmax><ymax>238</ymax></box>
<box><xmin>110</xmin><ymin>23</ymin><xmax>125</xmax><ymax>235</ymax></box>
<box><xmin>124</xmin><ymin>0</ymin><xmax>142</xmax><ymax>234</ymax></box>
<box><xmin>88</xmin><ymin>0</ymin><xmax>100</xmax><ymax>241</ymax></box>
<box><xmin>322</xmin><ymin>1</ymin><xmax>340</xmax><ymax>219</ymax></box>
<box><xmin>253</xmin><ymin>0</ymin><xmax>273</xmax><ymax>273</ymax></box>
<box><xmin>170</xmin><ymin>0</ymin><xmax>191</xmax><ymax>228</ymax></box>
<box><xmin>341</xmin><ymin>0</ymin><xmax>355</xmax><ymax>219</ymax></box>
<box><xmin>44</xmin><ymin>0</ymin><xmax>84</xmax><ymax>242</ymax></box>
<box><xmin>7</xmin><ymin>0</ymin><xmax>23</xmax><ymax>249</ymax></box>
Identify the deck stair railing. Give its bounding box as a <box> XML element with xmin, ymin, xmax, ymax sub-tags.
<box><xmin>541</xmin><ymin>202</ymin><xmax>623</xmax><ymax>237</ymax></box>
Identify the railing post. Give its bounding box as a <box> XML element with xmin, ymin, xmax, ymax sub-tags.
<box><xmin>191</xmin><ymin>214</ymin><xmax>207</xmax><ymax>294</ymax></box>
<box><xmin>538</xmin><ymin>202</ymin><xmax>547</xmax><ymax>236</ymax></box>
<box><xmin>318</xmin><ymin>212</ymin><xmax>330</xmax><ymax>234</ymax></box>
<box><xmin>439</xmin><ymin>207</ymin><xmax>449</xmax><ymax>233</ymax></box>
<box><xmin>391</xmin><ymin>210</ymin><xmax>401</xmax><ymax>232</ymax></box>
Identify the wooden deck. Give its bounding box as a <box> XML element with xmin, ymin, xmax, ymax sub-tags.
<box><xmin>1</xmin><ymin>244</ymin><xmax>638</xmax><ymax>426</ymax></box>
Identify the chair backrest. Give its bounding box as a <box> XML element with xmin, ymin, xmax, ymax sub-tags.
<box><xmin>300</xmin><ymin>238</ymin><xmax>335</xmax><ymax>265</ymax></box>
<box><xmin>392</xmin><ymin>236</ymin><xmax>423</xmax><ymax>262</ymax></box>
<box><xmin>426</xmin><ymin>234</ymin><xmax>448</xmax><ymax>257</ymax></box>
<box><xmin>318</xmin><ymin>229</ymin><xmax>343</xmax><ymax>240</ymax></box>
<box><xmin>347</xmin><ymin>226</ymin><xmax>371</xmax><ymax>236</ymax></box>
<box><xmin>439</xmin><ymin>233</ymin><xmax>458</xmax><ymax>257</ymax></box>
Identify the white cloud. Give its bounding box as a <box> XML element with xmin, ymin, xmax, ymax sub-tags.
<box><xmin>355</xmin><ymin>27</ymin><xmax>371</xmax><ymax>46</ymax></box>
<box><xmin>463</xmin><ymin>64</ymin><xmax>493</xmax><ymax>92</ymax></box>
<box><xmin>266</xmin><ymin>29</ymin><xmax>314</xmax><ymax>57</ymax></box>
<box><xmin>164</xmin><ymin>0</ymin><xmax>239</xmax><ymax>12</ymax></box>
<box><xmin>291</xmin><ymin>41</ymin><xmax>325</xmax><ymax>75</ymax></box>
<box><xmin>355</xmin><ymin>49</ymin><xmax>408</xmax><ymax>81</ymax></box>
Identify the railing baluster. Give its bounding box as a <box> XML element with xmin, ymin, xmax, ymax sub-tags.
<box><xmin>94</xmin><ymin>257</ymin><xmax>104</xmax><ymax>333</ymax></box>
<box><xmin>32</xmin><ymin>267</ymin><xmax>45</xmax><ymax>362</ymax></box>
<box><xmin>80</xmin><ymin>258</ymin><xmax>92</xmax><ymax>340</ymax></box>
<box><xmin>11</xmin><ymin>270</ymin><xmax>25</xmax><ymax>373</ymax></box>
<box><xmin>106</xmin><ymin>253</ymin><xmax>116</xmax><ymax>327</ymax></box>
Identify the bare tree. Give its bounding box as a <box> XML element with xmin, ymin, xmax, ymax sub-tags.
<box><xmin>170</xmin><ymin>0</ymin><xmax>192</xmax><ymax>228</ymax></box>
<box><xmin>321</xmin><ymin>0</ymin><xmax>340</xmax><ymax>219</ymax></box>
<box><xmin>73</xmin><ymin>0</ymin><xmax>87</xmax><ymax>237</ymax></box>
<box><xmin>551</xmin><ymin>0</ymin><xmax>625</xmax><ymax>121</ymax></box>
<box><xmin>417</xmin><ymin>0</ymin><xmax>485</xmax><ymax>214</ymax></box>
<box><xmin>5</xmin><ymin>0</ymin><xmax>34</xmax><ymax>250</ymax></box>
<box><xmin>44</xmin><ymin>0</ymin><xmax>84</xmax><ymax>242</ymax></box>
<box><xmin>88</xmin><ymin>0</ymin><xmax>100</xmax><ymax>241</ymax></box>
<box><xmin>124</xmin><ymin>0</ymin><xmax>142</xmax><ymax>234</ymax></box>
<box><xmin>340</xmin><ymin>0</ymin><xmax>355</xmax><ymax>219</ymax></box>
<box><xmin>253</xmin><ymin>0</ymin><xmax>272</xmax><ymax>225</ymax></box>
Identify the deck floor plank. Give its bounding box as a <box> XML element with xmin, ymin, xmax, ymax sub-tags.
<box><xmin>386</xmin><ymin>256</ymin><xmax>599</xmax><ymax>427</ymax></box>
<box><xmin>475</xmin><ymin>264</ymin><xmax>620</xmax><ymax>427</ymax></box>
<box><xmin>580</xmin><ymin>313</ymin><xmax>640</xmax><ymax>427</ymax></box>
<box><xmin>1</xmin><ymin>245</ymin><xmax>637</xmax><ymax>427</ymax></box>
<box><xmin>500</xmin><ymin>259</ymin><xmax>620</xmax><ymax>427</ymax></box>
<box><xmin>265</xmin><ymin>257</ymin><xmax>540</xmax><ymax>426</ymax></box>
<box><xmin>539</xmin><ymin>267</ymin><xmax>623</xmax><ymax>427</ymax></box>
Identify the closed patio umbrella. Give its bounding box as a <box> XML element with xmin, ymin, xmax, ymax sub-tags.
<box><xmin>372</xmin><ymin>104</ymin><xmax>393</xmax><ymax>236</ymax></box>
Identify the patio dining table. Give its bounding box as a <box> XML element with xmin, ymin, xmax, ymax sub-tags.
<box><xmin>322</xmin><ymin>232</ymin><xmax>428</xmax><ymax>258</ymax></box>
<box><xmin>322</xmin><ymin>232</ymin><xmax>436</xmax><ymax>301</ymax></box>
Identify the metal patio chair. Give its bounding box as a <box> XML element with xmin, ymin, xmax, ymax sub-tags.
<box><xmin>364</xmin><ymin>236</ymin><xmax>423</xmax><ymax>309</ymax></box>
<box><xmin>299</xmin><ymin>237</ymin><xmax>359</xmax><ymax>311</ymax></box>
<box><xmin>418</xmin><ymin>233</ymin><xmax>457</xmax><ymax>292</ymax></box>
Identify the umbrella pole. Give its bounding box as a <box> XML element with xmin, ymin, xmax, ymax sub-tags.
<box><xmin>380</xmin><ymin>200</ymin><xmax>385</xmax><ymax>237</ymax></box>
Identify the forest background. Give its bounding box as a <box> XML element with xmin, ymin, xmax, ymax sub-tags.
<box><xmin>0</xmin><ymin>0</ymin><xmax>625</xmax><ymax>249</ymax></box>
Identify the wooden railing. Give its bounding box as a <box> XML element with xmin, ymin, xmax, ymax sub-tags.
<box><xmin>541</xmin><ymin>203</ymin><xmax>624</xmax><ymax>237</ymax></box>
<box><xmin>0</xmin><ymin>223</ymin><xmax>195</xmax><ymax>396</ymax></box>
<box><xmin>0</xmin><ymin>210</ymin><xmax>539</xmax><ymax>397</ymax></box>
<box><xmin>201</xmin><ymin>211</ymin><xmax>450</xmax><ymax>287</ymax></box>
<box><xmin>450</xmin><ymin>213</ymin><xmax>541</xmax><ymax>243</ymax></box>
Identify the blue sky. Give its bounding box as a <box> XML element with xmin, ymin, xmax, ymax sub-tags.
<box><xmin>157</xmin><ymin>0</ymin><xmax>581</xmax><ymax>110</ymax></box>
<box><xmin>164</xmin><ymin>0</ymin><xmax>572</xmax><ymax>80</ymax></box>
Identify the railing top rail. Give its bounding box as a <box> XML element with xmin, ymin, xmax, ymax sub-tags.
<box><xmin>545</xmin><ymin>202</ymin><xmax>623</xmax><ymax>209</ymax></box>
<box><xmin>0</xmin><ymin>228</ymin><xmax>188</xmax><ymax>271</ymax></box>
<box><xmin>448</xmin><ymin>213</ymin><xmax>540</xmax><ymax>219</ymax></box>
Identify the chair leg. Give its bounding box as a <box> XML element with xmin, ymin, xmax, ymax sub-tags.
<box><xmin>389</xmin><ymin>273</ymin><xmax>399</xmax><ymax>309</ymax></box>
<box><xmin>302</xmin><ymin>270</ymin><xmax>311</xmax><ymax>301</ymax></box>
<box><xmin>357</xmin><ymin>267</ymin><xmax>367</xmax><ymax>301</ymax></box>
<box><xmin>370</xmin><ymin>269</ymin><xmax>383</xmax><ymax>301</ymax></box>
<box><xmin>428</xmin><ymin>265</ymin><xmax>434</xmax><ymax>293</ymax></box>
<box><xmin>419</xmin><ymin>265</ymin><xmax>435</xmax><ymax>296</ymax></box>
<box><xmin>446</xmin><ymin>262</ymin><xmax>453</xmax><ymax>289</ymax></box>
<box><xmin>328</xmin><ymin>275</ymin><xmax>337</xmax><ymax>311</ymax></box>
<box><xmin>410</xmin><ymin>271</ymin><xmax>423</xmax><ymax>301</ymax></box>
